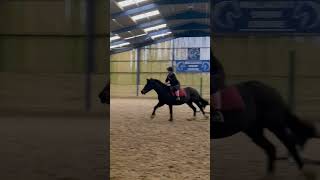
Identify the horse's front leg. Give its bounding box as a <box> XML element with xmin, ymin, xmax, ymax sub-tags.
<box><xmin>168</xmin><ymin>105</ymin><xmax>173</xmax><ymax>121</ymax></box>
<box><xmin>151</xmin><ymin>102</ymin><xmax>164</xmax><ymax>119</ymax></box>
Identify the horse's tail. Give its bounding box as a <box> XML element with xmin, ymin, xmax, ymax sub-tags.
<box><xmin>99</xmin><ymin>84</ymin><xmax>110</xmax><ymax>104</ymax></box>
<box><xmin>185</xmin><ymin>87</ymin><xmax>209</xmax><ymax>109</ymax></box>
<box><xmin>199</xmin><ymin>96</ymin><xmax>209</xmax><ymax>109</ymax></box>
<box><xmin>285</xmin><ymin>110</ymin><xmax>318</xmax><ymax>148</ymax></box>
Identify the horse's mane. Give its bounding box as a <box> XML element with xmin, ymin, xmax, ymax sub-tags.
<box><xmin>150</xmin><ymin>78</ymin><xmax>166</xmax><ymax>86</ymax></box>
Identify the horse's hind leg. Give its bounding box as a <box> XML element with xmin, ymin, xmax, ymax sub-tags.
<box><xmin>245</xmin><ymin>129</ymin><xmax>276</xmax><ymax>173</ymax></box>
<box><xmin>194</xmin><ymin>101</ymin><xmax>208</xmax><ymax>118</ymax></box>
<box><xmin>269</xmin><ymin>126</ymin><xmax>304</xmax><ymax>170</ymax></box>
<box><xmin>168</xmin><ymin>105</ymin><xmax>173</xmax><ymax>121</ymax></box>
<box><xmin>187</xmin><ymin>102</ymin><xmax>197</xmax><ymax>117</ymax></box>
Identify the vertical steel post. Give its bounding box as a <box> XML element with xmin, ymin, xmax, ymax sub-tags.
<box><xmin>172</xmin><ymin>40</ymin><xmax>175</xmax><ymax>69</ymax></box>
<box><xmin>200</xmin><ymin>76</ymin><xmax>203</xmax><ymax>96</ymax></box>
<box><xmin>85</xmin><ymin>0</ymin><xmax>95</xmax><ymax>111</ymax></box>
<box><xmin>136</xmin><ymin>48</ymin><xmax>141</xmax><ymax>96</ymax></box>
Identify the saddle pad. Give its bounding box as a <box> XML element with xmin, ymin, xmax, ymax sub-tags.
<box><xmin>214</xmin><ymin>86</ymin><xmax>245</xmax><ymax>111</ymax></box>
<box><xmin>171</xmin><ymin>88</ymin><xmax>186</xmax><ymax>97</ymax></box>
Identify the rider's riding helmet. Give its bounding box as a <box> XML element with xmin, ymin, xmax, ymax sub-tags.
<box><xmin>167</xmin><ymin>67</ymin><xmax>173</xmax><ymax>72</ymax></box>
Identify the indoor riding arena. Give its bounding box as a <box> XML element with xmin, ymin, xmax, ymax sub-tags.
<box><xmin>110</xmin><ymin>1</ymin><xmax>210</xmax><ymax>179</ymax></box>
<box><xmin>212</xmin><ymin>1</ymin><xmax>320</xmax><ymax>180</ymax></box>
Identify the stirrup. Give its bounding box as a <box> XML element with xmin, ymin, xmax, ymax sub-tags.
<box><xmin>176</xmin><ymin>96</ymin><xmax>180</xmax><ymax>100</ymax></box>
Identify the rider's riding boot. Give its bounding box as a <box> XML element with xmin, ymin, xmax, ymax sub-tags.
<box><xmin>212</xmin><ymin>111</ymin><xmax>224</xmax><ymax>122</ymax></box>
<box><xmin>175</xmin><ymin>90</ymin><xmax>180</xmax><ymax>101</ymax></box>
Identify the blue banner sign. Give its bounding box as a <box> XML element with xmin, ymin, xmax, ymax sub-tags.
<box><xmin>212</xmin><ymin>0</ymin><xmax>320</xmax><ymax>33</ymax></box>
<box><xmin>176</xmin><ymin>60</ymin><xmax>210</xmax><ymax>73</ymax></box>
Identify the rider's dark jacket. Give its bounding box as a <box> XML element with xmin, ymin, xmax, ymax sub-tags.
<box><xmin>211</xmin><ymin>54</ymin><xmax>226</xmax><ymax>93</ymax></box>
<box><xmin>165</xmin><ymin>72</ymin><xmax>180</xmax><ymax>87</ymax></box>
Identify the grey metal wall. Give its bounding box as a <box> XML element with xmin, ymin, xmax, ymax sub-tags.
<box><xmin>0</xmin><ymin>0</ymin><xmax>108</xmax><ymax>115</ymax></box>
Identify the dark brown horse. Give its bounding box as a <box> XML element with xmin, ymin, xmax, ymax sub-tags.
<box><xmin>141</xmin><ymin>78</ymin><xmax>209</xmax><ymax>121</ymax></box>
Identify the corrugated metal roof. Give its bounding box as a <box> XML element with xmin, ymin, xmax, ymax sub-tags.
<box><xmin>110</xmin><ymin>0</ymin><xmax>210</xmax><ymax>54</ymax></box>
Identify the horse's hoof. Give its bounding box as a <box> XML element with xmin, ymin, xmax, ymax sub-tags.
<box><xmin>204</xmin><ymin>115</ymin><xmax>209</xmax><ymax>119</ymax></box>
<box><xmin>168</xmin><ymin>118</ymin><xmax>173</xmax><ymax>121</ymax></box>
<box><xmin>150</xmin><ymin>114</ymin><xmax>155</xmax><ymax>119</ymax></box>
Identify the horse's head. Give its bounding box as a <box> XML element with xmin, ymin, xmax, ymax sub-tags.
<box><xmin>141</xmin><ymin>78</ymin><xmax>157</xmax><ymax>95</ymax></box>
<box><xmin>98</xmin><ymin>84</ymin><xmax>110</xmax><ymax>104</ymax></box>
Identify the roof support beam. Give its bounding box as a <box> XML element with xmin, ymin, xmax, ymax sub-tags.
<box><xmin>174</xmin><ymin>30</ymin><xmax>210</xmax><ymax>37</ymax></box>
<box><xmin>111</xmin><ymin>30</ymin><xmax>210</xmax><ymax>54</ymax></box>
<box><xmin>111</xmin><ymin>36</ymin><xmax>174</xmax><ymax>54</ymax></box>
<box><xmin>112</xmin><ymin>19</ymin><xmax>166</xmax><ymax>34</ymax></box>
<box><xmin>166</xmin><ymin>10</ymin><xmax>208</xmax><ymax>20</ymax></box>
<box><xmin>171</xmin><ymin>22</ymin><xmax>209</xmax><ymax>31</ymax></box>
<box><xmin>112</xmin><ymin>10</ymin><xmax>208</xmax><ymax>34</ymax></box>
<box><xmin>148</xmin><ymin>29</ymin><xmax>171</xmax><ymax>37</ymax></box>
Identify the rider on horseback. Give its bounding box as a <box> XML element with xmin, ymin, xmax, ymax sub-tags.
<box><xmin>165</xmin><ymin>67</ymin><xmax>181</xmax><ymax>101</ymax></box>
<box><xmin>211</xmin><ymin>52</ymin><xmax>226</xmax><ymax>122</ymax></box>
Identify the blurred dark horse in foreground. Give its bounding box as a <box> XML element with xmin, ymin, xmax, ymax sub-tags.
<box><xmin>141</xmin><ymin>78</ymin><xmax>209</xmax><ymax>121</ymax></box>
<box><xmin>211</xmin><ymin>80</ymin><xmax>320</xmax><ymax>176</ymax></box>
<box><xmin>211</xmin><ymin>52</ymin><xmax>320</xmax><ymax>177</ymax></box>
<box><xmin>98</xmin><ymin>83</ymin><xmax>110</xmax><ymax>104</ymax></box>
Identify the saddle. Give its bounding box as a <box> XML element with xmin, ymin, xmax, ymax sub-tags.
<box><xmin>170</xmin><ymin>88</ymin><xmax>186</xmax><ymax>97</ymax></box>
<box><xmin>213</xmin><ymin>86</ymin><xmax>245</xmax><ymax>111</ymax></box>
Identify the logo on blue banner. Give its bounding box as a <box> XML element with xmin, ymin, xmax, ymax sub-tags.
<box><xmin>212</xmin><ymin>0</ymin><xmax>320</xmax><ymax>33</ymax></box>
<box><xmin>188</xmin><ymin>48</ymin><xmax>201</xmax><ymax>60</ymax></box>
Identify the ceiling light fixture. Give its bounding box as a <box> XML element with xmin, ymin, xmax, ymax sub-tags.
<box><xmin>131</xmin><ymin>10</ymin><xmax>160</xmax><ymax>21</ymax></box>
<box><xmin>117</xmin><ymin>0</ymin><xmax>149</xmax><ymax>8</ymax></box>
<box><xmin>110</xmin><ymin>35</ymin><xmax>121</xmax><ymax>42</ymax></box>
<box><xmin>143</xmin><ymin>24</ymin><xmax>167</xmax><ymax>33</ymax></box>
<box><xmin>151</xmin><ymin>31</ymin><xmax>172</xmax><ymax>39</ymax></box>
<box><xmin>110</xmin><ymin>42</ymin><xmax>130</xmax><ymax>49</ymax></box>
